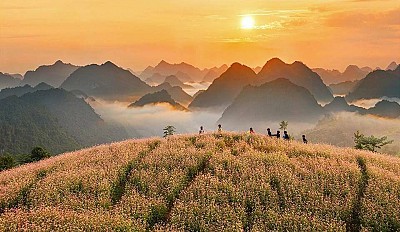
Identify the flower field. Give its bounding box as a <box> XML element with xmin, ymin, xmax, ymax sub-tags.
<box><xmin>0</xmin><ymin>133</ymin><xmax>399</xmax><ymax>231</ymax></box>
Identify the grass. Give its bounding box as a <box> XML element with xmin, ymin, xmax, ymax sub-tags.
<box><xmin>0</xmin><ymin>133</ymin><xmax>399</xmax><ymax>231</ymax></box>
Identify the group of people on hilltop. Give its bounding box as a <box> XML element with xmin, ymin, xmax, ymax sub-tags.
<box><xmin>199</xmin><ymin>125</ymin><xmax>308</xmax><ymax>144</ymax></box>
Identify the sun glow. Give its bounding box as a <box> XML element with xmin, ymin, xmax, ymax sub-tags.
<box><xmin>241</xmin><ymin>16</ymin><xmax>255</xmax><ymax>29</ymax></box>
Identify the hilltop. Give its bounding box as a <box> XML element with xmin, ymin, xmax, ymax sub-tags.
<box><xmin>0</xmin><ymin>133</ymin><xmax>399</xmax><ymax>231</ymax></box>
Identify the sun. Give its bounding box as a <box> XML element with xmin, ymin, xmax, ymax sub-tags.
<box><xmin>241</xmin><ymin>16</ymin><xmax>255</xmax><ymax>29</ymax></box>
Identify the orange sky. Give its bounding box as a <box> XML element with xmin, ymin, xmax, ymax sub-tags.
<box><xmin>1</xmin><ymin>0</ymin><xmax>399</xmax><ymax>74</ymax></box>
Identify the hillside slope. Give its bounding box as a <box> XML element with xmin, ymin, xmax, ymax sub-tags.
<box><xmin>0</xmin><ymin>133</ymin><xmax>399</xmax><ymax>231</ymax></box>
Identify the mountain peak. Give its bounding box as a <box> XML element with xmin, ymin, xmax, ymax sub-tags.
<box><xmin>103</xmin><ymin>61</ymin><xmax>117</xmax><ymax>68</ymax></box>
<box><xmin>54</xmin><ymin>60</ymin><xmax>64</xmax><ymax>65</ymax></box>
<box><xmin>264</xmin><ymin>57</ymin><xmax>286</xmax><ymax>67</ymax></box>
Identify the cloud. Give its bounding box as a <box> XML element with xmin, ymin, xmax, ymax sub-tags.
<box><xmin>325</xmin><ymin>8</ymin><xmax>400</xmax><ymax>28</ymax></box>
<box><xmin>90</xmin><ymin>100</ymin><xmax>221</xmax><ymax>138</ymax></box>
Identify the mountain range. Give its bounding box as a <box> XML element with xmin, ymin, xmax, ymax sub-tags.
<box><xmin>256</xmin><ymin>58</ymin><xmax>333</xmax><ymax>103</ymax></box>
<box><xmin>0</xmin><ymin>88</ymin><xmax>127</xmax><ymax>154</ymax></box>
<box><xmin>60</xmin><ymin>61</ymin><xmax>151</xmax><ymax>101</ymax></box>
<box><xmin>0</xmin><ymin>72</ymin><xmax>20</xmax><ymax>90</ymax></box>
<box><xmin>346</xmin><ymin>66</ymin><xmax>400</xmax><ymax>102</ymax></box>
<box><xmin>21</xmin><ymin>60</ymin><xmax>79</xmax><ymax>87</ymax></box>
<box><xmin>189</xmin><ymin>63</ymin><xmax>256</xmax><ymax>111</ymax></box>
<box><xmin>0</xmin><ymin>82</ymin><xmax>53</xmax><ymax>100</ymax></box>
<box><xmin>313</xmin><ymin>65</ymin><xmax>372</xmax><ymax>85</ymax></box>
<box><xmin>219</xmin><ymin>78</ymin><xmax>324</xmax><ymax>129</ymax></box>
<box><xmin>140</xmin><ymin>60</ymin><xmax>228</xmax><ymax>84</ymax></box>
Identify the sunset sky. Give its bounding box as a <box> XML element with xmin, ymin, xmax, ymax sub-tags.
<box><xmin>1</xmin><ymin>0</ymin><xmax>399</xmax><ymax>74</ymax></box>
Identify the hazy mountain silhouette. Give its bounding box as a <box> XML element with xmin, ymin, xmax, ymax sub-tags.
<box><xmin>20</xmin><ymin>88</ymin><xmax>127</xmax><ymax>147</ymax></box>
<box><xmin>346</xmin><ymin>66</ymin><xmax>400</xmax><ymax>102</ymax></box>
<box><xmin>202</xmin><ymin>64</ymin><xmax>228</xmax><ymax>82</ymax></box>
<box><xmin>8</xmin><ymin>73</ymin><xmax>23</xmax><ymax>80</ymax></box>
<box><xmin>0</xmin><ymin>72</ymin><xmax>20</xmax><ymax>89</ymax></box>
<box><xmin>192</xmin><ymin>90</ymin><xmax>205</xmax><ymax>99</ymax></box>
<box><xmin>323</xmin><ymin>96</ymin><xmax>365</xmax><ymax>113</ymax></box>
<box><xmin>312</xmin><ymin>68</ymin><xmax>342</xmax><ymax>84</ymax></box>
<box><xmin>163</xmin><ymin>75</ymin><xmax>193</xmax><ymax>89</ymax></box>
<box><xmin>366</xmin><ymin>100</ymin><xmax>400</xmax><ymax>118</ymax></box>
<box><xmin>152</xmin><ymin>82</ymin><xmax>193</xmax><ymax>106</ymax></box>
<box><xmin>0</xmin><ymin>82</ymin><xmax>53</xmax><ymax>100</ymax></box>
<box><xmin>257</xmin><ymin>58</ymin><xmax>333</xmax><ymax>103</ymax></box>
<box><xmin>189</xmin><ymin>63</ymin><xmax>256</xmax><ymax>111</ymax></box>
<box><xmin>0</xmin><ymin>95</ymin><xmax>80</xmax><ymax>154</ymax></box>
<box><xmin>60</xmin><ymin>61</ymin><xmax>151</xmax><ymax>101</ymax></box>
<box><xmin>129</xmin><ymin>89</ymin><xmax>187</xmax><ymax>111</ymax></box>
<box><xmin>22</xmin><ymin>60</ymin><xmax>79</xmax><ymax>87</ymax></box>
<box><xmin>313</xmin><ymin>65</ymin><xmax>372</xmax><ymax>84</ymax></box>
<box><xmin>219</xmin><ymin>78</ymin><xmax>324</xmax><ymax>127</ymax></box>
<box><xmin>140</xmin><ymin>60</ymin><xmax>203</xmax><ymax>83</ymax></box>
<box><xmin>328</xmin><ymin>80</ymin><xmax>358</xmax><ymax>96</ymax></box>
<box><xmin>253</xmin><ymin>66</ymin><xmax>262</xmax><ymax>74</ymax></box>
<box><xmin>386</xmin><ymin>61</ymin><xmax>398</xmax><ymax>71</ymax></box>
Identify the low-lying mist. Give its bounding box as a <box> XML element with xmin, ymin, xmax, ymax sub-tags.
<box><xmin>91</xmin><ymin>100</ymin><xmax>399</xmax><ymax>156</ymax></box>
<box><xmin>305</xmin><ymin>112</ymin><xmax>400</xmax><ymax>156</ymax></box>
<box><xmin>90</xmin><ymin>100</ymin><xmax>221</xmax><ymax>138</ymax></box>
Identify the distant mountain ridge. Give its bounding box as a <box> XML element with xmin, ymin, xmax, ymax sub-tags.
<box><xmin>61</xmin><ymin>61</ymin><xmax>151</xmax><ymax>101</ymax></box>
<box><xmin>189</xmin><ymin>63</ymin><xmax>257</xmax><ymax>111</ymax></box>
<box><xmin>0</xmin><ymin>82</ymin><xmax>53</xmax><ymax>100</ymax></box>
<box><xmin>0</xmin><ymin>88</ymin><xmax>127</xmax><ymax>154</ymax></box>
<box><xmin>313</xmin><ymin>65</ymin><xmax>372</xmax><ymax>85</ymax></box>
<box><xmin>0</xmin><ymin>72</ymin><xmax>20</xmax><ymax>90</ymax></box>
<box><xmin>346</xmin><ymin>66</ymin><xmax>400</xmax><ymax>102</ymax></box>
<box><xmin>219</xmin><ymin>78</ymin><xmax>324</xmax><ymax>129</ymax></box>
<box><xmin>257</xmin><ymin>58</ymin><xmax>333</xmax><ymax>103</ymax></box>
<box><xmin>22</xmin><ymin>60</ymin><xmax>79</xmax><ymax>87</ymax></box>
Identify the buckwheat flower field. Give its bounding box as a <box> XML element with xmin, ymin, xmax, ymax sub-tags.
<box><xmin>0</xmin><ymin>133</ymin><xmax>399</xmax><ymax>231</ymax></box>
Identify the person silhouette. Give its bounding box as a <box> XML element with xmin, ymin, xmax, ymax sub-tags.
<box><xmin>302</xmin><ymin>135</ymin><xmax>308</xmax><ymax>144</ymax></box>
<box><xmin>199</xmin><ymin>126</ymin><xmax>204</xmax><ymax>135</ymax></box>
<box><xmin>250</xmin><ymin>128</ymin><xmax>255</xmax><ymax>134</ymax></box>
<box><xmin>283</xmin><ymin>131</ymin><xmax>290</xmax><ymax>140</ymax></box>
<box><xmin>275</xmin><ymin>130</ymin><xmax>281</xmax><ymax>139</ymax></box>
<box><xmin>217</xmin><ymin>124</ymin><xmax>222</xmax><ymax>133</ymax></box>
<box><xmin>267</xmin><ymin>128</ymin><xmax>272</xmax><ymax>137</ymax></box>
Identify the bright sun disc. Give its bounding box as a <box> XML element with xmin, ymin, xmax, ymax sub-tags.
<box><xmin>241</xmin><ymin>16</ymin><xmax>255</xmax><ymax>29</ymax></box>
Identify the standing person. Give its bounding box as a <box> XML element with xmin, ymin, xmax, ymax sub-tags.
<box><xmin>273</xmin><ymin>130</ymin><xmax>281</xmax><ymax>139</ymax></box>
<box><xmin>302</xmin><ymin>135</ymin><xmax>308</xmax><ymax>144</ymax></box>
<box><xmin>267</xmin><ymin>128</ymin><xmax>272</xmax><ymax>137</ymax></box>
<box><xmin>199</xmin><ymin>126</ymin><xmax>204</xmax><ymax>135</ymax></box>
<box><xmin>283</xmin><ymin>131</ymin><xmax>290</xmax><ymax>140</ymax></box>
<box><xmin>250</xmin><ymin>128</ymin><xmax>255</xmax><ymax>134</ymax></box>
<box><xmin>217</xmin><ymin>124</ymin><xmax>222</xmax><ymax>133</ymax></box>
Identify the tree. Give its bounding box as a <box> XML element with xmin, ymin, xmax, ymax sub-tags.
<box><xmin>163</xmin><ymin>126</ymin><xmax>176</xmax><ymax>138</ymax></box>
<box><xmin>0</xmin><ymin>154</ymin><xmax>16</xmax><ymax>171</ymax></box>
<box><xmin>354</xmin><ymin>131</ymin><xmax>393</xmax><ymax>152</ymax></box>
<box><xmin>30</xmin><ymin>147</ymin><xmax>51</xmax><ymax>162</ymax></box>
<box><xmin>279</xmin><ymin>121</ymin><xmax>288</xmax><ymax>131</ymax></box>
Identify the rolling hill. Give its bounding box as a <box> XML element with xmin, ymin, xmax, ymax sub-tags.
<box><xmin>0</xmin><ymin>133</ymin><xmax>399</xmax><ymax>231</ymax></box>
